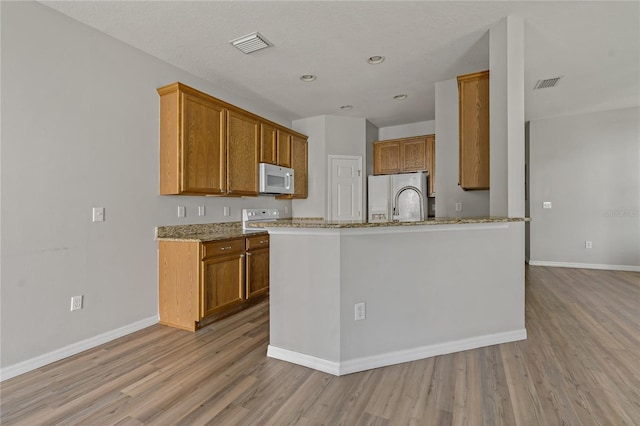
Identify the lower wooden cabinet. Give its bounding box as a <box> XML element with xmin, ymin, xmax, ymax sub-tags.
<box><xmin>158</xmin><ymin>234</ymin><xmax>269</xmax><ymax>331</ymax></box>
<box><xmin>246</xmin><ymin>235</ymin><xmax>270</xmax><ymax>299</ymax></box>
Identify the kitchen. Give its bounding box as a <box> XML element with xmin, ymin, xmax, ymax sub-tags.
<box><xmin>152</xmin><ymin>52</ymin><xmax>526</xmax><ymax>374</ymax></box>
<box><xmin>2</xmin><ymin>1</ymin><xmax>638</xmax><ymax>424</ymax></box>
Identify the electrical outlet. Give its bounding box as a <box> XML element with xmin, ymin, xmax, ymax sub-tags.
<box><xmin>543</xmin><ymin>201</ymin><xmax>552</xmax><ymax>209</ymax></box>
<box><xmin>455</xmin><ymin>202</ymin><xmax>463</xmax><ymax>212</ymax></box>
<box><xmin>70</xmin><ymin>295</ymin><xmax>83</xmax><ymax>311</ymax></box>
<box><xmin>223</xmin><ymin>206</ymin><xmax>230</xmax><ymax>216</ymax></box>
<box><xmin>198</xmin><ymin>206</ymin><xmax>206</xmax><ymax>217</ymax></box>
<box><xmin>585</xmin><ymin>241</ymin><xmax>593</xmax><ymax>249</ymax></box>
<box><xmin>92</xmin><ymin>207</ymin><xmax>105</xmax><ymax>222</ymax></box>
<box><xmin>177</xmin><ymin>206</ymin><xmax>186</xmax><ymax>218</ymax></box>
<box><xmin>355</xmin><ymin>302</ymin><xmax>366</xmax><ymax>321</ymax></box>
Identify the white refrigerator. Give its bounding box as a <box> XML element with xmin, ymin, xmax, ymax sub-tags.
<box><xmin>368</xmin><ymin>172</ymin><xmax>429</xmax><ymax>222</ymax></box>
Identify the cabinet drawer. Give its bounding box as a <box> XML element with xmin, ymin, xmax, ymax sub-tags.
<box><xmin>202</xmin><ymin>238</ymin><xmax>245</xmax><ymax>259</ymax></box>
<box><xmin>246</xmin><ymin>234</ymin><xmax>270</xmax><ymax>251</ymax></box>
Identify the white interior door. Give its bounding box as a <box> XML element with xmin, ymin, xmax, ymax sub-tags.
<box><xmin>328</xmin><ymin>156</ymin><xmax>363</xmax><ymax>221</ymax></box>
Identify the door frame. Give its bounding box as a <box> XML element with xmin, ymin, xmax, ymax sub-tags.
<box><xmin>327</xmin><ymin>155</ymin><xmax>363</xmax><ymax>221</ymax></box>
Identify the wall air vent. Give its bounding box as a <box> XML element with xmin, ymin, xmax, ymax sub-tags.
<box><xmin>230</xmin><ymin>32</ymin><xmax>272</xmax><ymax>54</ymax></box>
<box><xmin>533</xmin><ymin>76</ymin><xmax>563</xmax><ymax>90</ymax></box>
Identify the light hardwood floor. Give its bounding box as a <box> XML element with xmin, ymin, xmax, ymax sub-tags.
<box><xmin>2</xmin><ymin>266</ymin><xmax>639</xmax><ymax>425</ymax></box>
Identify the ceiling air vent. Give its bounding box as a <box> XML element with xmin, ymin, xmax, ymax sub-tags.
<box><xmin>230</xmin><ymin>32</ymin><xmax>272</xmax><ymax>54</ymax></box>
<box><xmin>533</xmin><ymin>76</ymin><xmax>563</xmax><ymax>90</ymax></box>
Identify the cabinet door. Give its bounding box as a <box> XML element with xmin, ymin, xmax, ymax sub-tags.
<box><xmin>227</xmin><ymin>109</ymin><xmax>259</xmax><ymax>196</ymax></box>
<box><xmin>458</xmin><ymin>70</ymin><xmax>490</xmax><ymax>190</ymax></box>
<box><xmin>171</xmin><ymin>92</ymin><xmax>226</xmax><ymax>194</ymax></box>
<box><xmin>400</xmin><ymin>138</ymin><xmax>428</xmax><ymax>172</ymax></box>
<box><xmin>260</xmin><ymin>122</ymin><xmax>278</xmax><ymax>165</ymax></box>
<box><xmin>201</xmin><ymin>254</ymin><xmax>244</xmax><ymax>318</ymax></box>
<box><xmin>276</xmin><ymin>129</ymin><xmax>292</xmax><ymax>167</ymax></box>
<box><xmin>426</xmin><ymin>135</ymin><xmax>436</xmax><ymax>197</ymax></box>
<box><xmin>290</xmin><ymin>135</ymin><xmax>308</xmax><ymax>198</ymax></box>
<box><xmin>373</xmin><ymin>141</ymin><xmax>401</xmax><ymax>175</ymax></box>
<box><xmin>246</xmin><ymin>247</ymin><xmax>269</xmax><ymax>299</ymax></box>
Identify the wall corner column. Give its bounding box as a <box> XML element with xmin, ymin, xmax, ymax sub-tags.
<box><xmin>490</xmin><ymin>16</ymin><xmax>525</xmax><ymax>217</ymax></box>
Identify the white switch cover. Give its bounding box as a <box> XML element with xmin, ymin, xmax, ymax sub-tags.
<box><xmin>455</xmin><ymin>202</ymin><xmax>463</xmax><ymax>212</ymax></box>
<box><xmin>177</xmin><ymin>206</ymin><xmax>186</xmax><ymax>218</ymax></box>
<box><xmin>543</xmin><ymin>202</ymin><xmax>552</xmax><ymax>209</ymax></box>
<box><xmin>92</xmin><ymin>207</ymin><xmax>105</xmax><ymax>222</ymax></box>
<box><xmin>70</xmin><ymin>295</ymin><xmax>83</xmax><ymax>311</ymax></box>
<box><xmin>223</xmin><ymin>206</ymin><xmax>230</xmax><ymax>216</ymax></box>
<box><xmin>198</xmin><ymin>206</ymin><xmax>206</xmax><ymax>217</ymax></box>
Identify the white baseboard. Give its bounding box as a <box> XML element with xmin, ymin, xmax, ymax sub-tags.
<box><xmin>267</xmin><ymin>346</ymin><xmax>341</xmax><ymax>375</ymax></box>
<box><xmin>268</xmin><ymin>329</ymin><xmax>527</xmax><ymax>376</ymax></box>
<box><xmin>528</xmin><ymin>260</ymin><xmax>640</xmax><ymax>272</ymax></box>
<box><xmin>0</xmin><ymin>315</ymin><xmax>159</xmax><ymax>382</ymax></box>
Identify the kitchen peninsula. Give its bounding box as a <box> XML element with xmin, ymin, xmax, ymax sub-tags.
<box><xmin>250</xmin><ymin>217</ymin><xmax>528</xmax><ymax>376</ymax></box>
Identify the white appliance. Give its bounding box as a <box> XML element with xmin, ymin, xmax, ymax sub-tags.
<box><xmin>242</xmin><ymin>208</ymin><xmax>280</xmax><ymax>232</ymax></box>
<box><xmin>368</xmin><ymin>172</ymin><xmax>429</xmax><ymax>222</ymax></box>
<box><xmin>259</xmin><ymin>163</ymin><xmax>294</xmax><ymax>195</ymax></box>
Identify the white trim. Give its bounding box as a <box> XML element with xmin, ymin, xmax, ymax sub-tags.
<box><xmin>268</xmin><ymin>329</ymin><xmax>527</xmax><ymax>376</ymax></box>
<box><xmin>0</xmin><ymin>315</ymin><xmax>159</xmax><ymax>382</ymax></box>
<box><xmin>528</xmin><ymin>260</ymin><xmax>640</xmax><ymax>272</ymax></box>
<box><xmin>267</xmin><ymin>345</ymin><xmax>340</xmax><ymax>375</ymax></box>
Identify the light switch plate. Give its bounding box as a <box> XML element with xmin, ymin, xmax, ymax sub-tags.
<box><xmin>177</xmin><ymin>206</ymin><xmax>186</xmax><ymax>218</ymax></box>
<box><xmin>543</xmin><ymin>201</ymin><xmax>552</xmax><ymax>209</ymax></box>
<box><xmin>223</xmin><ymin>206</ymin><xmax>230</xmax><ymax>216</ymax></box>
<box><xmin>198</xmin><ymin>206</ymin><xmax>206</xmax><ymax>217</ymax></box>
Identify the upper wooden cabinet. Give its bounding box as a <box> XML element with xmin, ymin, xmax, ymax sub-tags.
<box><xmin>373</xmin><ymin>135</ymin><xmax>436</xmax><ymax>196</ymax></box>
<box><xmin>401</xmin><ymin>138</ymin><xmax>428</xmax><ymax>172</ymax></box>
<box><xmin>158</xmin><ymin>82</ymin><xmax>307</xmax><ymax>197</ymax></box>
<box><xmin>276</xmin><ymin>129</ymin><xmax>292</xmax><ymax>167</ymax></box>
<box><xmin>158</xmin><ymin>84</ymin><xmax>226</xmax><ymax>195</ymax></box>
<box><xmin>278</xmin><ymin>134</ymin><xmax>308</xmax><ymax>199</ymax></box>
<box><xmin>373</xmin><ymin>141</ymin><xmax>401</xmax><ymax>175</ymax></box>
<box><xmin>227</xmin><ymin>109</ymin><xmax>260</xmax><ymax>196</ymax></box>
<box><xmin>259</xmin><ymin>122</ymin><xmax>278</xmax><ymax>165</ymax></box>
<box><xmin>458</xmin><ymin>70</ymin><xmax>490</xmax><ymax>190</ymax></box>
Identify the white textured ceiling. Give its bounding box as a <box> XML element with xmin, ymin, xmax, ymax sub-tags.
<box><xmin>41</xmin><ymin>1</ymin><xmax>639</xmax><ymax>128</ymax></box>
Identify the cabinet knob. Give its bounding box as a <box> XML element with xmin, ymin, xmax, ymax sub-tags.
<box><xmin>246</xmin><ymin>252</ymin><xmax>252</xmax><ymax>257</ymax></box>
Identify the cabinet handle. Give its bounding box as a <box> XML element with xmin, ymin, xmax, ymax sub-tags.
<box><xmin>260</xmin><ymin>240</ymin><xmax>268</xmax><ymax>244</ymax></box>
<box><xmin>246</xmin><ymin>252</ymin><xmax>252</xmax><ymax>257</ymax></box>
<box><xmin>240</xmin><ymin>254</ymin><xmax>245</xmax><ymax>258</ymax></box>
<box><xmin>220</xmin><ymin>246</ymin><xmax>232</xmax><ymax>251</ymax></box>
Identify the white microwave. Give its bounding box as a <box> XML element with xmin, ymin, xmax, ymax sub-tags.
<box><xmin>259</xmin><ymin>163</ymin><xmax>295</xmax><ymax>195</ymax></box>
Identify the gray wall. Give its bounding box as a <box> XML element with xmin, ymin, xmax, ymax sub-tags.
<box><xmin>529</xmin><ymin>107</ymin><xmax>640</xmax><ymax>268</ymax></box>
<box><xmin>1</xmin><ymin>2</ymin><xmax>294</xmax><ymax>370</ymax></box>
<box><xmin>434</xmin><ymin>79</ymin><xmax>490</xmax><ymax>217</ymax></box>
<box><xmin>378</xmin><ymin>120</ymin><xmax>435</xmax><ymax>140</ymax></box>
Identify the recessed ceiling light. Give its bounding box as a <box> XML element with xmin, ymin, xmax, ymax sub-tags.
<box><xmin>393</xmin><ymin>94</ymin><xmax>408</xmax><ymax>100</ymax></box>
<box><xmin>367</xmin><ymin>56</ymin><xmax>385</xmax><ymax>64</ymax></box>
<box><xmin>340</xmin><ymin>105</ymin><xmax>353</xmax><ymax>111</ymax></box>
<box><xmin>300</xmin><ymin>74</ymin><xmax>316</xmax><ymax>82</ymax></box>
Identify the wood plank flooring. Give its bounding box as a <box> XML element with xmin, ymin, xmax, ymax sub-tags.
<box><xmin>2</xmin><ymin>266</ymin><xmax>639</xmax><ymax>425</ymax></box>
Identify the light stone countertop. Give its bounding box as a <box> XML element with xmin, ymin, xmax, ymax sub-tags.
<box><xmin>247</xmin><ymin>216</ymin><xmax>530</xmax><ymax>229</ymax></box>
<box><xmin>156</xmin><ymin>222</ymin><xmax>267</xmax><ymax>242</ymax></box>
